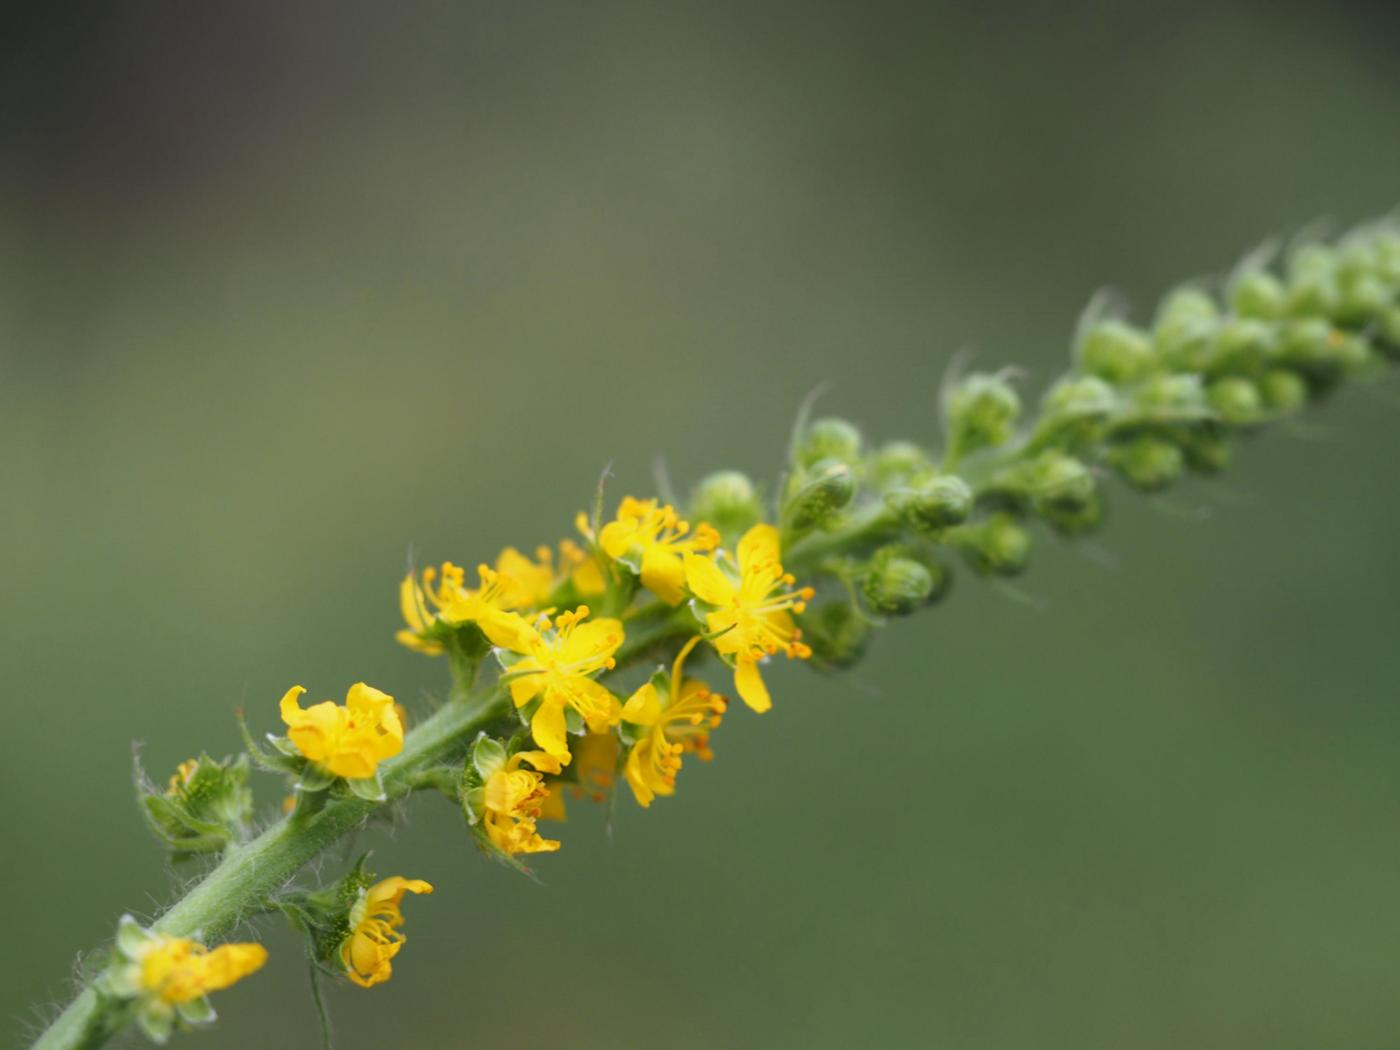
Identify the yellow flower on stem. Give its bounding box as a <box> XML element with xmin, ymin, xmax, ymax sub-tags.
<box><xmin>139</xmin><ymin>937</ymin><xmax>267</xmax><ymax>1005</ymax></box>
<box><xmin>107</xmin><ymin>916</ymin><xmax>267</xmax><ymax>1041</ymax></box>
<box><xmin>482</xmin><ymin>750</ymin><xmax>563</xmax><ymax>855</ymax></box>
<box><xmin>279</xmin><ymin>682</ymin><xmax>403</xmax><ymax>780</ymax></box>
<box><xmin>622</xmin><ymin>636</ymin><xmax>727</xmax><ymax>807</ymax></box>
<box><xmin>682</xmin><ymin>523</ymin><xmax>814</xmax><ymax>713</ymax></box>
<box><xmin>397</xmin><ymin>552</ymin><xmax>544</xmax><ymax>654</ymax></box>
<box><xmin>341</xmin><ymin>876</ymin><xmax>434</xmax><ymax>988</ymax></box>
<box><xmin>599</xmin><ymin>497</ymin><xmax>720</xmax><ymax>604</ymax></box>
<box><xmin>491</xmin><ymin>606</ymin><xmax>624</xmax><ymax>762</ymax></box>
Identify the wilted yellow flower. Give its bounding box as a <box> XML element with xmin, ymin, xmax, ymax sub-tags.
<box><xmin>489</xmin><ymin>606</ymin><xmax>623</xmax><ymax>762</ymax></box>
<box><xmin>139</xmin><ymin>936</ymin><xmax>267</xmax><ymax>1005</ymax></box>
<box><xmin>482</xmin><ymin>750</ymin><xmax>563</xmax><ymax>854</ymax></box>
<box><xmin>683</xmin><ymin>523</ymin><xmax>814</xmax><ymax>712</ymax></box>
<box><xmin>599</xmin><ymin>497</ymin><xmax>720</xmax><ymax>604</ymax></box>
<box><xmin>279</xmin><ymin>682</ymin><xmax>403</xmax><ymax>780</ymax></box>
<box><xmin>622</xmin><ymin>636</ymin><xmax>727</xmax><ymax>807</ymax></box>
<box><xmin>341</xmin><ymin>876</ymin><xmax>433</xmax><ymax>988</ymax></box>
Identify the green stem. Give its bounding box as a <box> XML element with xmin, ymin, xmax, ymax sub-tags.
<box><xmin>33</xmin><ymin>690</ymin><xmax>508</xmax><ymax>1050</ymax></box>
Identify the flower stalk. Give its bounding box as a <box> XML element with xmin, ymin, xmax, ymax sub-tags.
<box><xmin>30</xmin><ymin>217</ymin><xmax>1400</xmax><ymax>1049</ymax></box>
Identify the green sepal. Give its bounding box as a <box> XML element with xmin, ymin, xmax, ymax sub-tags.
<box><xmin>296</xmin><ymin>763</ymin><xmax>336</xmax><ymax>792</ymax></box>
<box><xmin>462</xmin><ymin>785</ymin><xmax>485</xmax><ymax>826</ymax></box>
<box><xmin>267</xmin><ymin>734</ymin><xmax>300</xmax><ymax>759</ymax></box>
<box><xmin>563</xmin><ymin>705</ymin><xmax>585</xmax><ymax>735</ymax></box>
<box><xmin>235</xmin><ymin>711</ymin><xmax>301</xmax><ymax>774</ymax></box>
<box><xmin>344</xmin><ymin>772</ymin><xmax>386</xmax><ymax>802</ymax></box>
<box><xmin>135</xmin><ymin>1001</ymin><xmax>175</xmax><ymax>1044</ymax></box>
<box><xmin>471</xmin><ymin>734</ymin><xmax>507</xmax><ymax>780</ymax></box>
<box><xmin>175</xmin><ymin>996</ymin><xmax>216</xmax><ymax>1026</ymax></box>
<box><xmin>115</xmin><ymin>914</ymin><xmax>152</xmax><ymax>959</ymax></box>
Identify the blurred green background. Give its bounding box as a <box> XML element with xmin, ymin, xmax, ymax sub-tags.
<box><xmin>4</xmin><ymin>2</ymin><xmax>1400</xmax><ymax>1047</ymax></box>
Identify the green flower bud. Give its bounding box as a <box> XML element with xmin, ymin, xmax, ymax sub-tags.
<box><xmin>944</xmin><ymin>372</ymin><xmax>1021</xmax><ymax>461</ymax></box>
<box><xmin>1042</xmin><ymin>490</ymin><xmax>1105</xmax><ymax>536</ymax></box>
<box><xmin>689</xmin><ymin>470</ymin><xmax>763</xmax><ymax>538</ymax></box>
<box><xmin>1207</xmin><ymin>376</ymin><xmax>1263</xmax><ymax>425</ymax></box>
<box><xmin>1037</xmin><ymin>375</ymin><xmax>1117</xmax><ymax>445</ymax></box>
<box><xmin>1026</xmin><ymin>451</ymin><xmax>1096</xmax><ymax>519</ymax></box>
<box><xmin>1077</xmin><ymin>320</ymin><xmax>1154</xmax><ymax>384</ymax></box>
<box><xmin>796</xmin><ymin>417</ymin><xmax>863</xmax><ymax>470</ymax></box>
<box><xmin>889</xmin><ymin>473</ymin><xmax>973</xmax><ymax>533</ymax></box>
<box><xmin>1229</xmin><ymin>270</ymin><xmax>1286</xmax><ymax>319</ymax></box>
<box><xmin>1259</xmin><ymin>369</ymin><xmax>1309</xmax><ymax>413</ymax></box>
<box><xmin>862</xmin><ymin>547</ymin><xmax>943</xmax><ymax>616</ymax></box>
<box><xmin>1109</xmin><ymin>435</ymin><xmax>1184</xmax><ymax>491</ymax></box>
<box><xmin>868</xmin><ymin>440</ymin><xmax>935</xmax><ymax>490</ymax></box>
<box><xmin>1278</xmin><ymin>319</ymin><xmax>1373</xmax><ymax>382</ymax></box>
<box><xmin>1133</xmin><ymin>372</ymin><xmax>1208</xmax><ymax>422</ymax></box>
<box><xmin>1178</xmin><ymin>426</ymin><xmax>1232</xmax><ymax>474</ymax></box>
<box><xmin>140</xmin><ymin>754</ymin><xmax>254</xmax><ymax>857</ymax></box>
<box><xmin>1211</xmin><ymin>317</ymin><xmax>1276</xmax><ymax>374</ymax></box>
<box><xmin>956</xmin><ymin>513</ymin><xmax>1031</xmax><ymax>577</ymax></box>
<box><xmin>1337</xmin><ymin>273</ymin><xmax>1389</xmax><ymax>325</ymax></box>
<box><xmin>1285</xmin><ymin>272</ymin><xmax>1339</xmax><ymax>318</ymax></box>
<box><xmin>783</xmin><ymin>458</ymin><xmax>856</xmax><ymax>530</ymax></box>
<box><xmin>1154</xmin><ymin>289</ymin><xmax>1221</xmax><ymax>372</ymax></box>
<box><xmin>802</xmin><ymin>600</ymin><xmax>871</xmax><ymax>669</ymax></box>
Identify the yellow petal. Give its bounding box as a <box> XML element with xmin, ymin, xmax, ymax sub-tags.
<box><xmin>621</xmin><ymin>681</ymin><xmax>662</xmax><ymax>726</ymax></box>
<box><xmin>561</xmin><ymin>616</ymin><xmax>624</xmax><ymax>663</ymax></box>
<box><xmin>640</xmin><ymin>545</ymin><xmax>686</xmax><ymax>605</ymax></box>
<box><xmin>684</xmin><ymin>553</ymin><xmax>734</xmax><ymax>606</ymax></box>
<box><xmin>737</xmin><ymin>523</ymin><xmax>781</xmax><ymax>574</ymax></box>
<box><xmin>278</xmin><ymin>685</ymin><xmax>308</xmax><ymax>726</ymax></box>
<box><xmin>531</xmin><ymin>700</ymin><xmax>571</xmax><ymax>760</ymax></box>
<box><xmin>734</xmin><ymin>658</ymin><xmax>772</xmax><ymax>713</ymax></box>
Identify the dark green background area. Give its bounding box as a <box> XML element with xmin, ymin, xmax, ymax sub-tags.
<box><xmin>3</xmin><ymin>3</ymin><xmax>1399</xmax><ymax>1047</ymax></box>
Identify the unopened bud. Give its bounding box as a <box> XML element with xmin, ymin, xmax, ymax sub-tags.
<box><xmin>689</xmin><ymin>471</ymin><xmax>763</xmax><ymax>538</ymax></box>
<box><xmin>1154</xmin><ymin>289</ymin><xmax>1220</xmax><ymax>372</ymax></box>
<box><xmin>1179</xmin><ymin>426</ymin><xmax>1232</xmax><ymax>474</ymax></box>
<box><xmin>862</xmin><ymin>547</ymin><xmax>943</xmax><ymax>616</ymax></box>
<box><xmin>1259</xmin><ymin>369</ymin><xmax>1309</xmax><ymax>413</ymax></box>
<box><xmin>1337</xmin><ymin>273</ymin><xmax>1388</xmax><ymax>325</ymax></box>
<box><xmin>1109</xmin><ymin>435</ymin><xmax>1184</xmax><ymax>491</ymax></box>
<box><xmin>1285</xmin><ymin>272</ymin><xmax>1339</xmax><ymax>318</ymax></box>
<box><xmin>944</xmin><ymin>372</ymin><xmax>1021</xmax><ymax>461</ymax></box>
<box><xmin>1077</xmin><ymin>321</ymin><xmax>1154</xmax><ymax>384</ymax></box>
<box><xmin>956</xmin><ymin>513</ymin><xmax>1031</xmax><ymax>577</ymax></box>
<box><xmin>796</xmin><ymin>417</ymin><xmax>863</xmax><ymax>470</ymax></box>
<box><xmin>1207</xmin><ymin>377</ymin><xmax>1263</xmax><ymax>425</ymax></box>
<box><xmin>783</xmin><ymin>458</ymin><xmax>855</xmax><ymax>530</ymax></box>
<box><xmin>1037</xmin><ymin>375</ymin><xmax>1117</xmax><ymax>444</ymax></box>
<box><xmin>889</xmin><ymin>473</ymin><xmax>972</xmax><ymax>533</ymax></box>
<box><xmin>1229</xmin><ymin>270</ymin><xmax>1286</xmax><ymax>319</ymax></box>
<box><xmin>1026</xmin><ymin>451</ymin><xmax>1096</xmax><ymax>519</ymax></box>
<box><xmin>868</xmin><ymin>441</ymin><xmax>935</xmax><ymax>490</ymax></box>
<box><xmin>802</xmin><ymin>600</ymin><xmax>870</xmax><ymax>669</ymax></box>
<box><xmin>1212</xmin><ymin>318</ymin><xmax>1276</xmax><ymax>374</ymax></box>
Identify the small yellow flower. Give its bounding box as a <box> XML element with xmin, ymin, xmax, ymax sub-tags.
<box><xmin>489</xmin><ymin>606</ymin><xmax>624</xmax><ymax>762</ymax></box>
<box><xmin>599</xmin><ymin>497</ymin><xmax>720</xmax><ymax>604</ymax></box>
<box><xmin>482</xmin><ymin>750</ymin><xmax>563</xmax><ymax>855</ymax></box>
<box><xmin>341</xmin><ymin>876</ymin><xmax>434</xmax><ymax>988</ymax></box>
<box><xmin>139</xmin><ymin>936</ymin><xmax>268</xmax><ymax>1005</ymax></box>
<box><xmin>683</xmin><ymin>523</ymin><xmax>814</xmax><ymax>712</ymax></box>
<box><xmin>165</xmin><ymin>758</ymin><xmax>199</xmax><ymax>795</ymax></box>
<box><xmin>279</xmin><ymin>682</ymin><xmax>403</xmax><ymax>780</ymax></box>
<box><xmin>621</xmin><ymin>636</ymin><xmax>727</xmax><ymax>807</ymax></box>
<box><xmin>559</xmin><ymin>537</ymin><xmax>607</xmax><ymax>597</ymax></box>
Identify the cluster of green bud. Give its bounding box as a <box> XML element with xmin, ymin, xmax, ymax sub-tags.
<box><xmin>786</xmin><ymin>220</ymin><xmax>1397</xmax><ymax>668</ymax></box>
<box><xmin>139</xmin><ymin>753</ymin><xmax>253</xmax><ymax>858</ymax></box>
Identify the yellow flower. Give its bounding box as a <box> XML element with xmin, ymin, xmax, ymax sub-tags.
<box><xmin>165</xmin><ymin>758</ymin><xmax>198</xmax><ymax>795</ymax></box>
<box><xmin>536</xmin><ymin>731</ymin><xmax>619</xmax><ymax>822</ymax></box>
<box><xmin>599</xmin><ymin>497</ymin><xmax>720</xmax><ymax>604</ymax></box>
<box><xmin>482</xmin><ymin>750</ymin><xmax>563</xmax><ymax>855</ymax></box>
<box><xmin>621</xmin><ymin>637</ymin><xmax>727</xmax><ymax>807</ymax></box>
<box><xmin>341</xmin><ymin>876</ymin><xmax>434</xmax><ymax>988</ymax></box>
<box><xmin>138</xmin><ymin>935</ymin><xmax>267</xmax><ymax>1005</ymax></box>
<box><xmin>682</xmin><ymin>523</ymin><xmax>814</xmax><ymax>713</ymax></box>
<box><xmin>398</xmin><ymin>543</ymin><xmax>605</xmax><ymax>653</ymax></box>
<box><xmin>279</xmin><ymin>682</ymin><xmax>403</xmax><ymax>780</ymax></box>
<box><xmin>490</xmin><ymin>606</ymin><xmax>624</xmax><ymax>762</ymax></box>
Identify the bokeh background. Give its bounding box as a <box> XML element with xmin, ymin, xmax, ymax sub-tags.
<box><xmin>4</xmin><ymin>2</ymin><xmax>1400</xmax><ymax>1047</ymax></box>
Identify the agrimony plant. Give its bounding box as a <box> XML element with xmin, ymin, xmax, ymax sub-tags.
<box><xmin>31</xmin><ymin>218</ymin><xmax>1400</xmax><ymax>1049</ymax></box>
